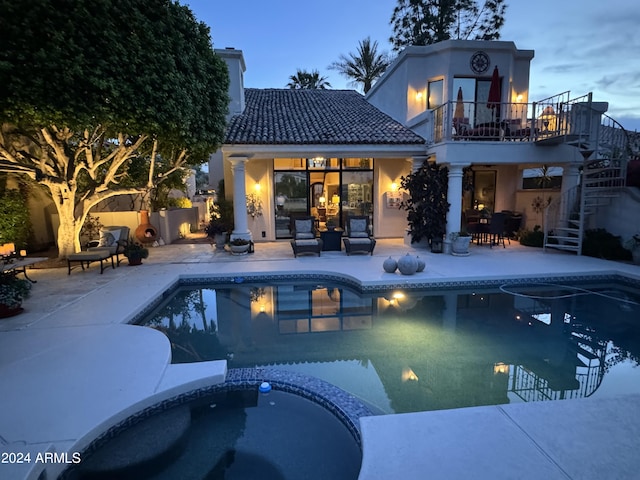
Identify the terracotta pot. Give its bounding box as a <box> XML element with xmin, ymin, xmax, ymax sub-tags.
<box><xmin>127</xmin><ymin>257</ymin><xmax>143</xmax><ymax>266</ymax></box>
<box><xmin>0</xmin><ymin>304</ymin><xmax>23</xmax><ymax>319</ymax></box>
<box><xmin>134</xmin><ymin>210</ymin><xmax>158</xmax><ymax>244</ymax></box>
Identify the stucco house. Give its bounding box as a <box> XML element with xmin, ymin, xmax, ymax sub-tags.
<box><xmin>212</xmin><ymin>40</ymin><xmax>635</xmax><ymax>254</ymax></box>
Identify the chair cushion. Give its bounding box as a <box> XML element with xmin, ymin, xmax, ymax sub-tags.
<box><xmin>295</xmin><ymin>219</ymin><xmax>313</xmax><ymax>233</ymax></box>
<box><xmin>350</xmin><ymin>219</ymin><xmax>367</xmax><ymax>233</ymax></box>
<box><xmin>350</xmin><ymin>231</ymin><xmax>369</xmax><ymax>238</ymax></box>
<box><xmin>347</xmin><ymin>238</ymin><xmax>372</xmax><ymax>244</ymax></box>
<box><xmin>294</xmin><ymin>239</ymin><xmax>320</xmax><ymax>246</ymax></box>
<box><xmin>295</xmin><ymin>232</ymin><xmax>315</xmax><ymax>240</ymax></box>
<box><xmin>68</xmin><ymin>251</ymin><xmax>110</xmax><ymax>261</ymax></box>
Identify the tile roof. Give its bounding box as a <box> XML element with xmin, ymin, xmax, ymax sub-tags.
<box><xmin>225</xmin><ymin>88</ymin><xmax>425</xmax><ymax>145</ymax></box>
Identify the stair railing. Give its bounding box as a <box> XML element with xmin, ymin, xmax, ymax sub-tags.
<box><xmin>543</xmin><ymin>184</ymin><xmax>581</xmax><ymax>252</ymax></box>
<box><xmin>545</xmin><ymin>94</ymin><xmax>631</xmax><ymax>255</ymax></box>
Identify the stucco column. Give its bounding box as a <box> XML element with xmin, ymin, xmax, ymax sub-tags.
<box><xmin>228</xmin><ymin>156</ymin><xmax>252</xmax><ymax>241</ymax></box>
<box><xmin>445</xmin><ymin>164</ymin><xmax>465</xmax><ymax>236</ymax></box>
<box><xmin>561</xmin><ymin>163</ymin><xmax>581</xmax><ymax>195</ymax></box>
<box><xmin>442</xmin><ymin>164</ymin><xmax>466</xmax><ymax>254</ymax></box>
<box><xmin>559</xmin><ymin>162</ymin><xmax>582</xmax><ymax>227</ymax></box>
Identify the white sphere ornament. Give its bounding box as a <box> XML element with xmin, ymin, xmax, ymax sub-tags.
<box><xmin>397</xmin><ymin>253</ymin><xmax>418</xmax><ymax>275</ymax></box>
<box><xmin>383</xmin><ymin>256</ymin><xmax>398</xmax><ymax>273</ymax></box>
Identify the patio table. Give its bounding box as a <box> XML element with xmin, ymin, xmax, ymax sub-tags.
<box><xmin>1</xmin><ymin>257</ymin><xmax>48</xmax><ymax>283</ymax></box>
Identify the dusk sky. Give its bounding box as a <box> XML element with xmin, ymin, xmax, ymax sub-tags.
<box><xmin>185</xmin><ymin>0</ymin><xmax>640</xmax><ymax>131</ymax></box>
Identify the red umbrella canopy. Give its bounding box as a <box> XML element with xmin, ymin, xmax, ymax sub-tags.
<box><xmin>487</xmin><ymin>66</ymin><xmax>501</xmax><ymax>109</ymax></box>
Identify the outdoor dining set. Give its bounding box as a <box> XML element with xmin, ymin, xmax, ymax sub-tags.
<box><xmin>465</xmin><ymin>210</ymin><xmax>523</xmax><ymax>248</ymax></box>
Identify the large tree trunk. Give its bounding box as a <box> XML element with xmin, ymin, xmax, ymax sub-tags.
<box><xmin>56</xmin><ymin>206</ymin><xmax>80</xmax><ymax>257</ymax></box>
<box><xmin>48</xmin><ymin>185</ymin><xmax>82</xmax><ymax>258</ymax></box>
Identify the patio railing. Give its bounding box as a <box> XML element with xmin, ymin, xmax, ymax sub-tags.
<box><xmin>431</xmin><ymin>91</ymin><xmax>596</xmax><ymax>144</ymax></box>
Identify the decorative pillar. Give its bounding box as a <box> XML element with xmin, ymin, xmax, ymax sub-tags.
<box><xmin>559</xmin><ymin>162</ymin><xmax>581</xmax><ymax>226</ymax></box>
<box><xmin>229</xmin><ymin>156</ymin><xmax>252</xmax><ymax>241</ymax></box>
<box><xmin>445</xmin><ymin>164</ymin><xmax>465</xmax><ymax>237</ymax></box>
<box><xmin>561</xmin><ymin>163</ymin><xmax>581</xmax><ymax>195</ymax></box>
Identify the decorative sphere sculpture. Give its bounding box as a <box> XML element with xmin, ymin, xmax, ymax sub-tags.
<box><xmin>397</xmin><ymin>253</ymin><xmax>419</xmax><ymax>275</ymax></box>
<box><xmin>416</xmin><ymin>256</ymin><xmax>426</xmax><ymax>272</ymax></box>
<box><xmin>383</xmin><ymin>256</ymin><xmax>398</xmax><ymax>273</ymax></box>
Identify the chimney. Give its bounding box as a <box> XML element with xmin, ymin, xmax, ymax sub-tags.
<box><xmin>215</xmin><ymin>48</ymin><xmax>246</xmax><ymax>117</ymax></box>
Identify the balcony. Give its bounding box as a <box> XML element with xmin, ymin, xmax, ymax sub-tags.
<box><xmin>430</xmin><ymin>92</ymin><xmax>593</xmax><ymax>145</ymax></box>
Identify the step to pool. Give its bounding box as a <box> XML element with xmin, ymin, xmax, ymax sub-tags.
<box><xmin>72</xmin><ymin>404</ymin><xmax>191</xmax><ymax>479</ymax></box>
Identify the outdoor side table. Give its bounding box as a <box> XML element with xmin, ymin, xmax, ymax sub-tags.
<box><xmin>320</xmin><ymin>229</ymin><xmax>343</xmax><ymax>251</ymax></box>
<box><xmin>1</xmin><ymin>257</ymin><xmax>48</xmax><ymax>283</ymax></box>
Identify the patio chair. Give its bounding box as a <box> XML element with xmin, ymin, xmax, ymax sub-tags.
<box><xmin>290</xmin><ymin>216</ymin><xmax>322</xmax><ymax>257</ymax></box>
<box><xmin>487</xmin><ymin>213</ymin><xmax>506</xmax><ymax>248</ymax></box>
<box><xmin>87</xmin><ymin>226</ymin><xmax>130</xmax><ymax>266</ymax></box>
<box><xmin>343</xmin><ymin>216</ymin><xmax>376</xmax><ymax>255</ymax></box>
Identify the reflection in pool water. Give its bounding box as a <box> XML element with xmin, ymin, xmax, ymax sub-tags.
<box><xmin>138</xmin><ymin>280</ymin><xmax>640</xmax><ymax>414</ymax></box>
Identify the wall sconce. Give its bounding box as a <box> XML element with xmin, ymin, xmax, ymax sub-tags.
<box><xmin>390</xmin><ymin>181</ymin><xmax>398</xmax><ymax>192</ymax></box>
<box><xmin>415</xmin><ymin>91</ymin><xmax>423</xmax><ymax>101</ymax></box>
<box><xmin>254</xmin><ymin>183</ymin><xmax>261</xmax><ymax>192</ymax></box>
<box><xmin>331</xmin><ymin>194</ymin><xmax>340</xmax><ymax>205</ymax></box>
<box><xmin>318</xmin><ymin>196</ymin><xmax>326</xmax><ymax>207</ymax></box>
<box><xmin>515</xmin><ymin>94</ymin><xmax>523</xmax><ymax>103</ymax></box>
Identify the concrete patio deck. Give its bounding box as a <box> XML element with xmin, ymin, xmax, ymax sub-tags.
<box><xmin>1</xmin><ymin>238</ymin><xmax>639</xmax><ymax>479</ymax></box>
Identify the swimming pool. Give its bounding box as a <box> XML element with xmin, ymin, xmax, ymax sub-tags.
<box><xmin>136</xmin><ymin>277</ymin><xmax>640</xmax><ymax>414</ymax></box>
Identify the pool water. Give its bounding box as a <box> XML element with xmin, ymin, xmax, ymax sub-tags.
<box><xmin>138</xmin><ymin>280</ymin><xmax>640</xmax><ymax>414</ymax></box>
<box><xmin>68</xmin><ymin>388</ymin><xmax>362</xmax><ymax>480</ymax></box>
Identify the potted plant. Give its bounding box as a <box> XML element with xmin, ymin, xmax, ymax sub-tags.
<box><xmin>400</xmin><ymin>161</ymin><xmax>449</xmax><ymax>253</ymax></box>
<box><xmin>123</xmin><ymin>239</ymin><xmax>149</xmax><ymax>265</ymax></box>
<box><xmin>325</xmin><ymin>216</ymin><xmax>337</xmax><ymax>231</ymax></box>
<box><xmin>205</xmin><ymin>216</ymin><xmax>231</xmax><ymax>249</ymax></box>
<box><xmin>205</xmin><ymin>181</ymin><xmax>234</xmax><ymax>249</ymax></box>
<box><xmin>0</xmin><ymin>271</ymin><xmax>31</xmax><ymax>318</ymax></box>
<box><xmin>624</xmin><ymin>234</ymin><xmax>640</xmax><ymax>264</ymax></box>
<box><xmin>229</xmin><ymin>238</ymin><xmax>251</xmax><ymax>255</ymax></box>
<box><xmin>450</xmin><ymin>231</ymin><xmax>472</xmax><ymax>256</ymax></box>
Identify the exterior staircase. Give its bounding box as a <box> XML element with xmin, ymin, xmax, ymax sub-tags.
<box><xmin>541</xmin><ymin>93</ymin><xmax>632</xmax><ymax>254</ymax></box>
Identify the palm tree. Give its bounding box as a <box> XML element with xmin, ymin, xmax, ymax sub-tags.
<box><xmin>329</xmin><ymin>37</ymin><xmax>390</xmax><ymax>94</ymax></box>
<box><xmin>286</xmin><ymin>69</ymin><xmax>332</xmax><ymax>89</ymax></box>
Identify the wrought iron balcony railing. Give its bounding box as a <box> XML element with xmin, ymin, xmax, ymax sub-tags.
<box><xmin>430</xmin><ymin>92</ymin><xmax>594</xmax><ymax>144</ymax></box>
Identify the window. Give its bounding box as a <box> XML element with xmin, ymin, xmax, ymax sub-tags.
<box><xmin>522</xmin><ymin>167</ymin><xmax>563</xmax><ymax>190</ymax></box>
<box><xmin>428</xmin><ymin>79</ymin><xmax>444</xmax><ymax>109</ymax></box>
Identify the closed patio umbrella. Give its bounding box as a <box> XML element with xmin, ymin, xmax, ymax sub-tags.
<box><xmin>454</xmin><ymin>87</ymin><xmax>465</xmax><ymax>119</ymax></box>
<box><xmin>487</xmin><ymin>66</ymin><xmax>501</xmax><ymax>122</ymax></box>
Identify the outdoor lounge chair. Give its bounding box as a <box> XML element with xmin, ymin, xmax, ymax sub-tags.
<box><xmin>87</xmin><ymin>226</ymin><xmax>130</xmax><ymax>266</ymax></box>
<box><xmin>343</xmin><ymin>216</ymin><xmax>376</xmax><ymax>255</ymax></box>
<box><xmin>290</xmin><ymin>216</ymin><xmax>322</xmax><ymax>257</ymax></box>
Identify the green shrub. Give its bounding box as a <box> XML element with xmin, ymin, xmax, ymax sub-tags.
<box><xmin>0</xmin><ymin>189</ymin><xmax>32</xmax><ymax>249</ymax></box>
<box><xmin>518</xmin><ymin>225</ymin><xmax>544</xmax><ymax>247</ymax></box>
<box><xmin>582</xmin><ymin>229</ymin><xmax>632</xmax><ymax>260</ymax></box>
